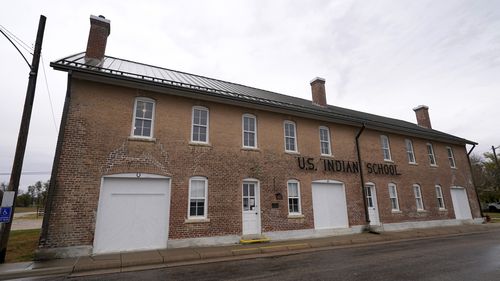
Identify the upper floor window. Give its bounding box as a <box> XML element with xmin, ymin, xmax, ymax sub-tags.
<box><xmin>405</xmin><ymin>139</ymin><xmax>416</xmax><ymax>164</ymax></box>
<box><xmin>132</xmin><ymin>97</ymin><xmax>155</xmax><ymax>138</ymax></box>
<box><xmin>319</xmin><ymin>126</ymin><xmax>331</xmax><ymax>156</ymax></box>
<box><xmin>426</xmin><ymin>143</ymin><xmax>437</xmax><ymax>166</ymax></box>
<box><xmin>388</xmin><ymin>183</ymin><xmax>400</xmax><ymax>211</ymax></box>
<box><xmin>188</xmin><ymin>177</ymin><xmax>208</xmax><ymax>219</ymax></box>
<box><xmin>191</xmin><ymin>106</ymin><xmax>209</xmax><ymax>143</ymax></box>
<box><xmin>413</xmin><ymin>184</ymin><xmax>424</xmax><ymax>210</ymax></box>
<box><xmin>446</xmin><ymin>147</ymin><xmax>456</xmax><ymax>168</ymax></box>
<box><xmin>242</xmin><ymin>114</ymin><xmax>257</xmax><ymax>148</ymax></box>
<box><xmin>287</xmin><ymin>180</ymin><xmax>301</xmax><ymax>215</ymax></box>
<box><xmin>380</xmin><ymin>135</ymin><xmax>392</xmax><ymax>161</ymax></box>
<box><xmin>435</xmin><ymin>185</ymin><xmax>445</xmax><ymax>209</ymax></box>
<box><xmin>284</xmin><ymin>121</ymin><xmax>297</xmax><ymax>152</ymax></box>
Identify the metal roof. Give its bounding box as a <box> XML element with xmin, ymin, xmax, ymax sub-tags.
<box><xmin>51</xmin><ymin>52</ymin><xmax>476</xmax><ymax>145</ymax></box>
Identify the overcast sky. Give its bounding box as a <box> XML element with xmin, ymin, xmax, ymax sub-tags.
<box><xmin>1</xmin><ymin>0</ymin><xmax>499</xmax><ymax>191</ymax></box>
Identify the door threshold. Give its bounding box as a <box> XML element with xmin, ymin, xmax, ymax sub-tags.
<box><xmin>240</xmin><ymin>234</ymin><xmax>271</xmax><ymax>244</ymax></box>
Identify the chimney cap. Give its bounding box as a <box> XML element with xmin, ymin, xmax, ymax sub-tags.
<box><xmin>310</xmin><ymin>77</ymin><xmax>326</xmax><ymax>84</ymax></box>
<box><xmin>413</xmin><ymin>105</ymin><xmax>429</xmax><ymax>111</ymax></box>
<box><xmin>90</xmin><ymin>14</ymin><xmax>110</xmax><ymax>24</ymax></box>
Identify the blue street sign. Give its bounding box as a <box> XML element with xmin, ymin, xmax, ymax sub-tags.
<box><xmin>0</xmin><ymin>207</ymin><xmax>12</xmax><ymax>223</ymax></box>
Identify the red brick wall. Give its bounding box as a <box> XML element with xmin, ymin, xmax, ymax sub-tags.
<box><xmin>40</xmin><ymin>78</ymin><xmax>479</xmax><ymax>248</ymax></box>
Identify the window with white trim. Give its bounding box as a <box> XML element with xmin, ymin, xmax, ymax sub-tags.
<box><xmin>188</xmin><ymin>177</ymin><xmax>208</xmax><ymax>218</ymax></box>
<box><xmin>191</xmin><ymin>106</ymin><xmax>209</xmax><ymax>143</ymax></box>
<box><xmin>446</xmin><ymin>147</ymin><xmax>456</xmax><ymax>168</ymax></box>
<box><xmin>284</xmin><ymin>121</ymin><xmax>297</xmax><ymax>152</ymax></box>
<box><xmin>132</xmin><ymin>97</ymin><xmax>155</xmax><ymax>138</ymax></box>
<box><xmin>380</xmin><ymin>135</ymin><xmax>392</xmax><ymax>161</ymax></box>
<box><xmin>388</xmin><ymin>183</ymin><xmax>400</xmax><ymax>211</ymax></box>
<box><xmin>319</xmin><ymin>126</ymin><xmax>331</xmax><ymax>156</ymax></box>
<box><xmin>287</xmin><ymin>180</ymin><xmax>301</xmax><ymax>215</ymax></box>
<box><xmin>427</xmin><ymin>143</ymin><xmax>437</xmax><ymax>166</ymax></box>
<box><xmin>405</xmin><ymin>139</ymin><xmax>416</xmax><ymax>164</ymax></box>
<box><xmin>413</xmin><ymin>184</ymin><xmax>424</xmax><ymax>210</ymax></box>
<box><xmin>435</xmin><ymin>185</ymin><xmax>445</xmax><ymax>209</ymax></box>
<box><xmin>242</xmin><ymin>114</ymin><xmax>257</xmax><ymax>148</ymax></box>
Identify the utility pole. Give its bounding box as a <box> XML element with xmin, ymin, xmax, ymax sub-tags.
<box><xmin>0</xmin><ymin>15</ymin><xmax>46</xmax><ymax>263</ymax></box>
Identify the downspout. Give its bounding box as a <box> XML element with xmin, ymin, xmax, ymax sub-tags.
<box><xmin>355</xmin><ymin>123</ymin><xmax>370</xmax><ymax>230</ymax></box>
<box><xmin>466</xmin><ymin>144</ymin><xmax>484</xmax><ymax>219</ymax></box>
<box><xmin>39</xmin><ymin>71</ymin><xmax>73</xmax><ymax>248</ymax></box>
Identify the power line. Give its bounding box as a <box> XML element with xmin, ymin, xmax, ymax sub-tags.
<box><xmin>41</xmin><ymin>55</ymin><xmax>59</xmax><ymax>132</ymax></box>
<box><xmin>0</xmin><ymin>24</ymin><xmax>33</xmax><ymax>53</ymax></box>
<box><xmin>0</xmin><ymin>172</ymin><xmax>51</xmax><ymax>176</ymax></box>
<box><xmin>0</xmin><ymin>27</ymin><xmax>31</xmax><ymax>67</ymax></box>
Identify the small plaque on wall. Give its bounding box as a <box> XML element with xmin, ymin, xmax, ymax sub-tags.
<box><xmin>271</xmin><ymin>203</ymin><xmax>279</xmax><ymax>209</ymax></box>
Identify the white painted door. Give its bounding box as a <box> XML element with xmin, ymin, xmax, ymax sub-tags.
<box><xmin>242</xmin><ymin>181</ymin><xmax>261</xmax><ymax>235</ymax></box>
<box><xmin>366</xmin><ymin>184</ymin><xmax>380</xmax><ymax>225</ymax></box>
<box><xmin>312</xmin><ymin>182</ymin><xmax>349</xmax><ymax>229</ymax></box>
<box><xmin>450</xmin><ymin>187</ymin><xmax>472</xmax><ymax>220</ymax></box>
<box><xmin>94</xmin><ymin>176</ymin><xmax>171</xmax><ymax>254</ymax></box>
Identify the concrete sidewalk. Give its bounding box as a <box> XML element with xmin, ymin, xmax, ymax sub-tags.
<box><xmin>0</xmin><ymin>223</ymin><xmax>498</xmax><ymax>280</ymax></box>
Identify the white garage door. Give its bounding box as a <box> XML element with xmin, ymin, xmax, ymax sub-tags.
<box><xmin>93</xmin><ymin>175</ymin><xmax>171</xmax><ymax>254</ymax></box>
<box><xmin>312</xmin><ymin>182</ymin><xmax>349</xmax><ymax>229</ymax></box>
<box><xmin>450</xmin><ymin>187</ymin><xmax>472</xmax><ymax>220</ymax></box>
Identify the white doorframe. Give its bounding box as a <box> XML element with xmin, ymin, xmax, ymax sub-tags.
<box><xmin>365</xmin><ymin>182</ymin><xmax>380</xmax><ymax>225</ymax></box>
<box><xmin>242</xmin><ymin>179</ymin><xmax>261</xmax><ymax>235</ymax></box>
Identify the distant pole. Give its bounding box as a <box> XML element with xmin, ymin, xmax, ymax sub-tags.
<box><xmin>0</xmin><ymin>15</ymin><xmax>46</xmax><ymax>263</ymax></box>
<box><xmin>493</xmin><ymin>146</ymin><xmax>499</xmax><ymax>168</ymax></box>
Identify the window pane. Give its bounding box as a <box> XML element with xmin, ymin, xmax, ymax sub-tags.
<box><xmin>192</xmin><ymin>126</ymin><xmax>200</xmax><ymax>141</ymax></box>
<box><xmin>190</xmin><ymin>180</ymin><xmax>205</xmax><ymax>197</ymax></box>
<box><xmin>134</xmin><ymin>119</ymin><xmax>143</xmax><ymax>136</ymax></box>
<box><xmin>136</xmin><ymin>101</ymin><xmax>145</xmax><ymax>118</ymax></box>
<box><xmin>288</xmin><ymin>183</ymin><xmax>298</xmax><ymax>197</ymax></box>
<box><xmin>199</xmin><ymin>127</ymin><xmax>207</xmax><ymax>142</ymax></box>
<box><xmin>249</xmin><ymin>185</ymin><xmax>255</xmax><ymax>196</ymax></box>
<box><xmin>243</xmin><ymin>184</ymin><xmax>248</xmax><ymax>196</ymax></box>
<box><xmin>248</xmin><ymin>133</ymin><xmax>255</xmax><ymax>147</ymax></box>
<box><xmin>243</xmin><ymin>198</ymin><xmax>249</xmax><ymax>210</ymax></box>
<box><xmin>193</xmin><ymin>109</ymin><xmax>200</xmax><ymax>124</ymax></box>
<box><xmin>144</xmin><ymin>102</ymin><xmax>153</xmax><ymax>119</ymax></box>
<box><xmin>200</xmin><ymin>110</ymin><xmax>207</xmax><ymax>126</ymax></box>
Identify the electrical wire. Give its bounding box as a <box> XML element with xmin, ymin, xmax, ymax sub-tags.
<box><xmin>0</xmin><ymin>24</ymin><xmax>33</xmax><ymax>53</ymax></box>
<box><xmin>41</xmin><ymin>55</ymin><xmax>59</xmax><ymax>133</ymax></box>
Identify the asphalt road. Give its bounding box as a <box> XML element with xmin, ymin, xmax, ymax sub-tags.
<box><xmin>48</xmin><ymin>230</ymin><xmax>500</xmax><ymax>281</ymax></box>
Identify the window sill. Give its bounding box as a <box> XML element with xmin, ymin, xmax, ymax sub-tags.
<box><xmin>320</xmin><ymin>154</ymin><xmax>334</xmax><ymax>158</ymax></box>
<box><xmin>184</xmin><ymin>218</ymin><xmax>210</xmax><ymax>224</ymax></box>
<box><xmin>285</xmin><ymin>151</ymin><xmax>300</xmax><ymax>155</ymax></box>
<box><xmin>391</xmin><ymin>210</ymin><xmax>402</xmax><ymax>214</ymax></box>
<box><xmin>128</xmin><ymin>136</ymin><xmax>156</xmax><ymax>142</ymax></box>
<box><xmin>241</xmin><ymin>147</ymin><xmax>260</xmax><ymax>152</ymax></box>
<box><xmin>288</xmin><ymin>214</ymin><xmax>304</xmax><ymax>219</ymax></box>
<box><xmin>438</xmin><ymin>208</ymin><xmax>447</xmax><ymax>212</ymax></box>
<box><xmin>430</xmin><ymin>164</ymin><xmax>438</xmax><ymax>168</ymax></box>
<box><xmin>450</xmin><ymin>167</ymin><xmax>457</xmax><ymax>170</ymax></box>
<box><xmin>384</xmin><ymin>159</ymin><xmax>394</xmax><ymax>163</ymax></box>
<box><xmin>189</xmin><ymin>142</ymin><xmax>211</xmax><ymax>147</ymax></box>
<box><xmin>408</xmin><ymin>162</ymin><xmax>418</xmax><ymax>166</ymax></box>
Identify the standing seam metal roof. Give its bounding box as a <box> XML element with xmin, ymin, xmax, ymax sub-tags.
<box><xmin>50</xmin><ymin>52</ymin><xmax>476</xmax><ymax>145</ymax></box>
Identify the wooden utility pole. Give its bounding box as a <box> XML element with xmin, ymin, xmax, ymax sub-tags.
<box><xmin>0</xmin><ymin>15</ymin><xmax>46</xmax><ymax>263</ymax></box>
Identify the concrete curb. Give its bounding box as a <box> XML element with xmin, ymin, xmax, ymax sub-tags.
<box><xmin>1</xmin><ymin>224</ymin><xmax>499</xmax><ymax>280</ymax></box>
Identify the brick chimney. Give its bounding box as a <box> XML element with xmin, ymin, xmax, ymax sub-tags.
<box><xmin>85</xmin><ymin>15</ymin><xmax>110</xmax><ymax>66</ymax></box>
<box><xmin>413</xmin><ymin>105</ymin><xmax>432</xmax><ymax>129</ymax></box>
<box><xmin>310</xmin><ymin>77</ymin><xmax>327</xmax><ymax>107</ymax></box>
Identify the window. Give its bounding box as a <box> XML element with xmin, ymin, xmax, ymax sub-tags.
<box><xmin>380</xmin><ymin>135</ymin><xmax>392</xmax><ymax>161</ymax></box>
<box><xmin>132</xmin><ymin>97</ymin><xmax>155</xmax><ymax>138</ymax></box>
<box><xmin>413</xmin><ymin>184</ymin><xmax>424</xmax><ymax>210</ymax></box>
<box><xmin>405</xmin><ymin>139</ymin><xmax>416</xmax><ymax>164</ymax></box>
<box><xmin>427</xmin><ymin>143</ymin><xmax>437</xmax><ymax>166</ymax></box>
<box><xmin>446</xmin><ymin>147</ymin><xmax>456</xmax><ymax>168</ymax></box>
<box><xmin>242</xmin><ymin>114</ymin><xmax>257</xmax><ymax>148</ymax></box>
<box><xmin>436</xmin><ymin>185</ymin><xmax>445</xmax><ymax>209</ymax></box>
<box><xmin>319</xmin><ymin>126</ymin><xmax>331</xmax><ymax>156</ymax></box>
<box><xmin>284</xmin><ymin>121</ymin><xmax>297</xmax><ymax>152</ymax></box>
<box><xmin>388</xmin><ymin>183</ymin><xmax>400</xmax><ymax>211</ymax></box>
<box><xmin>191</xmin><ymin>106</ymin><xmax>209</xmax><ymax>143</ymax></box>
<box><xmin>366</xmin><ymin>184</ymin><xmax>374</xmax><ymax>208</ymax></box>
<box><xmin>287</xmin><ymin>180</ymin><xmax>301</xmax><ymax>215</ymax></box>
<box><xmin>188</xmin><ymin>177</ymin><xmax>208</xmax><ymax>218</ymax></box>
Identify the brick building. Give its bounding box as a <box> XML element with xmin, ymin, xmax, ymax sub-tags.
<box><xmin>38</xmin><ymin>16</ymin><xmax>482</xmax><ymax>258</ymax></box>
